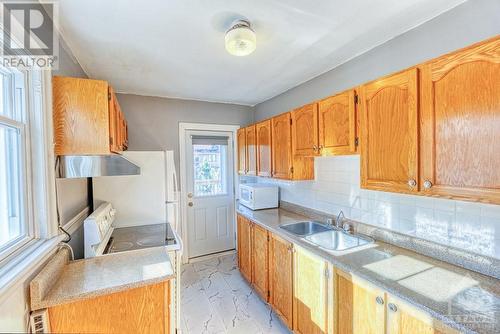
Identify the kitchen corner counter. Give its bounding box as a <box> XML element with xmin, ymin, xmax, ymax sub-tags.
<box><xmin>237</xmin><ymin>205</ymin><xmax>500</xmax><ymax>334</ymax></box>
<box><xmin>30</xmin><ymin>247</ymin><xmax>175</xmax><ymax>310</ymax></box>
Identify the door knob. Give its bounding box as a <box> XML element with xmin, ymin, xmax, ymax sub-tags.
<box><xmin>187</xmin><ymin>193</ymin><xmax>193</xmax><ymax>198</ymax></box>
<box><xmin>407</xmin><ymin>179</ymin><xmax>417</xmax><ymax>187</ymax></box>
<box><xmin>188</xmin><ymin>202</ymin><xmax>193</xmax><ymax>207</ymax></box>
<box><xmin>423</xmin><ymin>180</ymin><xmax>433</xmax><ymax>189</ymax></box>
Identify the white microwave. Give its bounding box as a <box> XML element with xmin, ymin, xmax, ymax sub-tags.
<box><xmin>239</xmin><ymin>184</ymin><xmax>279</xmax><ymax>210</ymax></box>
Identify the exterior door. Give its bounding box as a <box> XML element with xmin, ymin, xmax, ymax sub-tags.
<box><xmin>318</xmin><ymin>89</ymin><xmax>357</xmax><ymax>155</ymax></box>
<box><xmin>245</xmin><ymin>125</ymin><xmax>257</xmax><ymax>175</ymax></box>
<box><xmin>251</xmin><ymin>223</ymin><xmax>269</xmax><ymax>301</ymax></box>
<box><xmin>360</xmin><ymin>68</ymin><xmax>419</xmax><ymax>194</ymax></box>
<box><xmin>237</xmin><ymin>214</ymin><xmax>252</xmax><ymax>282</ymax></box>
<box><xmin>291</xmin><ymin>103</ymin><xmax>319</xmax><ymax>156</ymax></box>
<box><xmin>271</xmin><ymin>113</ymin><xmax>292</xmax><ymax>179</ymax></box>
<box><xmin>420</xmin><ymin>37</ymin><xmax>500</xmax><ymax>203</ymax></box>
<box><xmin>237</xmin><ymin>128</ymin><xmax>246</xmax><ymax>175</ymax></box>
<box><xmin>269</xmin><ymin>233</ymin><xmax>293</xmax><ymax>328</ymax></box>
<box><xmin>256</xmin><ymin>120</ymin><xmax>272</xmax><ymax>177</ymax></box>
<box><xmin>185</xmin><ymin>130</ymin><xmax>235</xmax><ymax>258</ymax></box>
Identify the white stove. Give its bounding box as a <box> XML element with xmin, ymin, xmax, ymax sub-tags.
<box><xmin>84</xmin><ymin>202</ymin><xmax>179</xmax><ymax>258</ymax></box>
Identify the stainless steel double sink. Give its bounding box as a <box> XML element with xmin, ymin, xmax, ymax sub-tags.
<box><xmin>279</xmin><ymin>221</ymin><xmax>374</xmax><ymax>252</ymax></box>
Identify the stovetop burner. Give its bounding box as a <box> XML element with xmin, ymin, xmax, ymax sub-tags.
<box><xmin>106</xmin><ymin>222</ymin><xmax>177</xmax><ymax>254</ymax></box>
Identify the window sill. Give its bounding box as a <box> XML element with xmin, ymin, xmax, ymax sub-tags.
<box><xmin>0</xmin><ymin>235</ymin><xmax>64</xmax><ymax>300</ymax></box>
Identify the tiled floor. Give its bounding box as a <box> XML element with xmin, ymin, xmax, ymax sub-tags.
<box><xmin>180</xmin><ymin>253</ymin><xmax>291</xmax><ymax>334</ymax></box>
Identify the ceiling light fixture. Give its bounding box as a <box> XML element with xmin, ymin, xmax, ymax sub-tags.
<box><xmin>225</xmin><ymin>20</ymin><xmax>256</xmax><ymax>56</ymax></box>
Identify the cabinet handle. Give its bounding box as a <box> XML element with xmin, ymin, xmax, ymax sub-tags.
<box><xmin>407</xmin><ymin>179</ymin><xmax>417</xmax><ymax>187</ymax></box>
<box><xmin>388</xmin><ymin>303</ymin><xmax>398</xmax><ymax>312</ymax></box>
<box><xmin>313</xmin><ymin>145</ymin><xmax>318</xmax><ymax>152</ymax></box>
<box><xmin>375</xmin><ymin>296</ymin><xmax>384</xmax><ymax>305</ymax></box>
<box><xmin>423</xmin><ymin>180</ymin><xmax>433</xmax><ymax>189</ymax></box>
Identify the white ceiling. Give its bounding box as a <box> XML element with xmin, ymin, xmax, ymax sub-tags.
<box><xmin>58</xmin><ymin>0</ymin><xmax>466</xmax><ymax>106</ymax></box>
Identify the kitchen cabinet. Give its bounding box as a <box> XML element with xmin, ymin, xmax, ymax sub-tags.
<box><xmin>245</xmin><ymin>125</ymin><xmax>257</xmax><ymax>176</ymax></box>
<box><xmin>359</xmin><ymin>68</ymin><xmax>419</xmax><ymax>194</ymax></box>
<box><xmin>291</xmin><ymin>103</ymin><xmax>319</xmax><ymax>156</ymax></box>
<box><xmin>237</xmin><ymin>214</ymin><xmax>252</xmax><ymax>282</ymax></box>
<box><xmin>256</xmin><ymin>119</ymin><xmax>272</xmax><ymax>177</ymax></box>
<box><xmin>269</xmin><ymin>233</ymin><xmax>294</xmax><ymax>329</ymax></box>
<box><xmin>271</xmin><ymin>112</ymin><xmax>314</xmax><ymax>180</ymax></box>
<box><xmin>293</xmin><ymin>246</ymin><xmax>329</xmax><ymax>334</ymax></box>
<box><xmin>237</xmin><ymin>128</ymin><xmax>246</xmax><ymax>175</ymax></box>
<box><xmin>318</xmin><ymin>89</ymin><xmax>358</xmax><ymax>155</ymax></box>
<box><xmin>53</xmin><ymin>76</ymin><xmax>128</xmax><ymax>155</ymax></box>
<box><xmin>419</xmin><ymin>37</ymin><xmax>500</xmax><ymax>204</ymax></box>
<box><xmin>251</xmin><ymin>223</ymin><xmax>269</xmax><ymax>301</ymax></box>
<box><xmin>336</xmin><ymin>270</ymin><xmax>385</xmax><ymax>334</ymax></box>
<box><xmin>48</xmin><ymin>281</ymin><xmax>170</xmax><ymax>334</ymax></box>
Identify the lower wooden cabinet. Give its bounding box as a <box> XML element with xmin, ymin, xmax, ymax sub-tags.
<box><xmin>48</xmin><ymin>281</ymin><xmax>170</xmax><ymax>334</ymax></box>
<box><xmin>251</xmin><ymin>223</ymin><xmax>269</xmax><ymax>301</ymax></box>
<box><xmin>237</xmin><ymin>215</ymin><xmax>252</xmax><ymax>282</ymax></box>
<box><xmin>269</xmin><ymin>233</ymin><xmax>294</xmax><ymax>329</ymax></box>
<box><xmin>293</xmin><ymin>246</ymin><xmax>330</xmax><ymax>334</ymax></box>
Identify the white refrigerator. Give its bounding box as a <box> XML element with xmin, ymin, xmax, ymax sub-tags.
<box><xmin>92</xmin><ymin>150</ymin><xmax>180</xmax><ymax>232</ymax></box>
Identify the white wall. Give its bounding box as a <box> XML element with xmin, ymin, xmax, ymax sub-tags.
<box><xmin>247</xmin><ymin>155</ymin><xmax>500</xmax><ymax>259</ymax></box>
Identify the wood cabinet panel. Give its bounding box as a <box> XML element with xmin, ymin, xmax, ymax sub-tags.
<box><xmin>269</xmin><ymin>233</ymin><xmax>293</xmax><ymax>329</ymax></box>
<box><xmin>49</xmin><ymin>281</ymin><xmax>170</xmax><ymax>334</ymax></box>
<box><xmin>237</xmin><ymin>214</ymin><xmax>252</xmax><ymax>282</ymax></box>
<box><xmin>271</xmin><ymin>113</ymin><xmax>293</xmax><ymax>179</ymax></box>
<box><xmin>318</xmin><ymin>89</ymin><xmax>357</xmax><ymax>155</ymax></box>
<box><xmin>360</xmin><ymin>68</ymin><xmax>419</xmax><ymax>193</ymax></box>
<box><xmin>293</xmin><ymin>247</ymin><xmax>328</xmax><ymax>334</ymax></box>
<box><xmin>420</xmin><ymin>37</ymin><xmax>500</xmax><ymax>204</ymax></box>
<box><xmin>246</xmin><ymin>125</ymin><xmax>257</xmax><ymax>176</ymax></box>
<box><xmin>291</xmin><ymin>103</ymin><xmax>319</xmax><ymax>156</ymax></box>
<box><xmin>256</xmin><ymin>120</ymin><xmax>272</xmax><ymax>177</ymax></box>
<box><xmin>53</xmin><ymin>76</ymin><xmax>110</xmax><ymax>155</ymax></box>
<box><xmin>237</xmin><ymin>128</ymin><xmax>246</xmax><ymax>175</ymax></box>
<box><xmin>336</xmin><ymin>271</ymin><xmax>385</xmax><ymax>334</ymax></box>
<box><xmin>251</xmin><ymin>223</ymin><xmax>269</xmax><ymax>301</ymax></box>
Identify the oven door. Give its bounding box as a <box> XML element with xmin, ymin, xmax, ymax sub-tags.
<box><xmin>239</xmin><ymin>186</ymin><xmax>254</xmax><ymax>209</ymax></box>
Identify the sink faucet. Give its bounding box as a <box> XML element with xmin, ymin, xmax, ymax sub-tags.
<box><xmin>335</xmin><ymin>210</ymin><xmax>345</xmax><ymax>229</ymax></box>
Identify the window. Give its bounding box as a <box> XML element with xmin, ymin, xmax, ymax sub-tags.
<box><xmin>193</xmin><ymin>144</ymin><xmax>228</xmax><ymax>197</ymax></box>
<box><xmin>0</xmin><ymin>67</ymin><xmax>31</xmax><ymax>261</ymax></box>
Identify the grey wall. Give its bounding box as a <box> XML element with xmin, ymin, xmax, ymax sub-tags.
<box><xmin>255</xmin><ymin>0</ymin><xmax>500</xmax><ymax>120</ymax></box>
<box><xmin>53</xmin><ymin>42</ymin><xmax>89</xmax><ymax>259</ymax></box>
<box><xmin>117</xmin><ymin>93</ymin><xmax>254</xmax><ymax>173</ymax></box>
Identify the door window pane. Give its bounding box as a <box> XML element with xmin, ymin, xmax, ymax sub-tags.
<box><xmin>193</xmin><ymin>144</ymin><xmax>227</xmax><ymax>197</ymax></box>
<box><xmin>0</xmin><ymin>123</ymin><xmax>25</xmax><ymax>248</ymax></box>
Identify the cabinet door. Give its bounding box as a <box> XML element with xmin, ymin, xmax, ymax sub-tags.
<box><xmin>291</xmin><ymin>103</ymin><xmax>319</xmax><ymax>156</ymax></box>
<box><xmin>53</xmin><ymin>76</ymin><xmax>110</xmax><ymax>155</ymax></box>
<box><xmin>271</xmin><ymin>113</ymin><xmax>293</xmax><ymax>179</ymax></box>
<box><xmin>256</xmin><ymin>120</ymin><xmax>272</xmax><ymax>177</ymax></box>
<box><xmin>420</xmin><ymin>37</ymin><xmax>500</xmax><ymax>204</ymax></box>
<box><xmin>237</xmin><ymin>215</ymin><xmax>252</xmax><ymax>282</ymax></box>
<box><xmin>386</xmin><ymin>295</ymin><xmax>456</xmax><ymax>334</ymax></box>
<box><xmin>108</xmin><ymin>87</ymin><xmax>121</xmax><ymax>153</ymax></box>
<box><xmin>360</xmin><ymin>68</ymin><xmax>419</xmax><ymax>193</ymax></box>
<box><xmin>237</xmin><ymin>128</ymin><xmax>247</xmax><ymax>175</ymax></box>
<box><xmin>269</xmin><ymin>233</ymin><xmax>293</xmax><ymax>329</ymax></box>
<box><xmin>318</xmin><ymin>90</ymin><xmax>357</xmax><ymax>155</ymax></box>
<box><xmin>246</xmin><ymin>125</ymin><xmax>257</xmax><ymax>176</ymax></box>
<box><xmin>251</xmin><ymin>224</ymin><xmax>269</xmax><ymax>301</ymax></box>
<box><xmin>336</xmin><ymin>271</ymin><xmax>385</xmax><ymax>334</ymax></box>
<box><xmin>293</xmin><ymin>247</ymin><xmax>329</xmax><ymax>334</ymax></box>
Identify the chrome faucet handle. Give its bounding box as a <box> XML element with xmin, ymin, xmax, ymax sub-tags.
<box><xmin>326</xmin><ymin>218</ymin><xmax>334</xmax><ymax>226</ymax></box>
<box><xmin>342</xmin><ymin>223</ymin><xmax>353</xmax><ymax>234</ymax></box>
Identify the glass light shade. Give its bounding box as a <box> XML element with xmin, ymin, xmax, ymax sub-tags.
<box><xmin>225</xmin><ymin>25</ymin><xmax>256</xmax><ymax>56</ymax></box>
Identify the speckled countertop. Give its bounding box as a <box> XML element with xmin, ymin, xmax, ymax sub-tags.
<box><xmin>237</xmin><ymin>205</ymin><xmax>500</xmax><ymax>334</ymax></box>
<box><xmin>31</xmin><ymin>247</ymin><xmax>175</xmax><ymax>310</ymax></box>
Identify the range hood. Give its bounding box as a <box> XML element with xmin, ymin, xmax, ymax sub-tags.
<box><xmin>57</xmin><ymin>155</ymin><xmax>141</xmax><ymax>178</ymax></box>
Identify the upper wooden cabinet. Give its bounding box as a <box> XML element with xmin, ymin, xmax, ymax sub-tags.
<box><xmin>291</xmin><ymin>103</ymin><xmax>319</xmax><ymax>156</ymax></box>
<box><xmin>318</xmin><ymin>89</ymin><xmax>358</xmax><ymax>155</ymax></box>
<box><xmin>245</xmin><ymin>125</ymin><xmax>257</xmax><ymax>176</ymax></box>
<box><xmin>419</xmin><ymin>37</ymin><xmax>500</xmax><ymax>204</ymax></box>
<box><xmin>256</xmin><ymin>120</ymin><xmax>272</xmax><ymax>177</ymax></box>
<box><xmin>53</xmin><ymin>76</ymin><xmax>128</xmax><ymax>155</ymax></box>
<box><xmin>237</xmin><ymin>128</ymin><xmax>246</xmax><ymax>175</ymax></box>
<box><xmin>359</xmin><ymin>68</ymin><xmax>419</xmax><ymax>194</ymax></box>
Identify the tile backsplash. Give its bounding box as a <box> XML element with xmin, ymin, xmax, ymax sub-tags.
<box><xmin>241</xmin><ymin>155</ymin><xmax>500</xmax><ymax>259</ymax></box>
